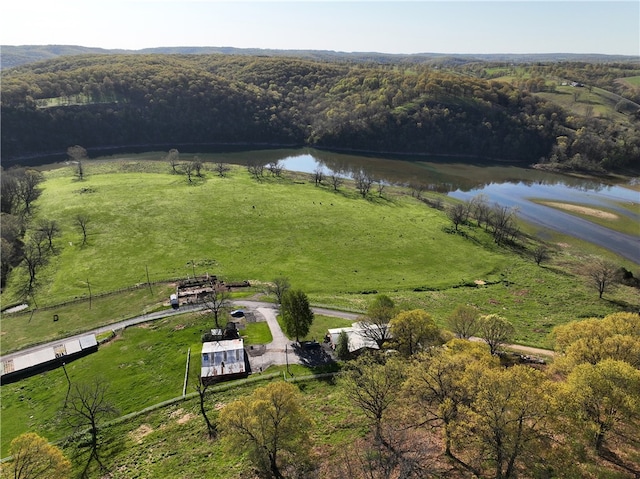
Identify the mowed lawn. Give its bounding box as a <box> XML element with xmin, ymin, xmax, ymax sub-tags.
<box><xmin>5</xmin><ymin>162</ymin><xmax>509</xmax><ymax>305</ymax></box>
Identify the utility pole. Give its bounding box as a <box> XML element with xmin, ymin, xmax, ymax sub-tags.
<box><xmin>146</xmin><ymin>264</ymin><xmax>153</xmax><ymax>295</ymax></box>
<box><xmin>86</xmin><ymin>278</ymin><xmax>92</xmax><ymax>309</ymax></box>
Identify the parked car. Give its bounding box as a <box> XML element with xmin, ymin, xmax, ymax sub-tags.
<box><xmin>230</xmin><ymin>309</ymin><xmax>244</xmax><ymax>318</ymax></box>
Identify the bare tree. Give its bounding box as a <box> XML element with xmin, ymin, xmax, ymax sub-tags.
<box><xmin>36</xmin><ymin>219</ymin><xmax>60</xmax><ymax>252</ymax></box>
<box><xmin>201</xmin><ymin>281</ymin><xmax>231</xmax><ymax>329</ymax></box>
<box><xmin>75</xmin><ymin>214</ymin><xmax>90</xmax><ymax>245</ymax></box>
<box><xmin>192</xmin><ymin>156</ymin><xmax>204</xmax><ymax>177</ymax></box>
<box><xmin>359</xmin><ymin>294</ymin><xmax>397</xmax><ymax>349</ymax></box>
<box><xmin>182</xmin><ymin>161</ymin><xmax>196</xmax><ymax>183</ymax></box>
<box><xmin>353</xmin><ymin>169</ymin><xmax>374</xmax><ymax>198</ymax></box>
<box><xmin>376</xmin><ymin>180</ymin><xmax>386</xmax><ymax>198</ymax></box>
<box><xmin>165</xmin><ymin>148</ymin><xmax>180</xmax><ymax>174</ymax></box>
<box><xmin>267</xmin><ymin>276</ymin><xmax>291</xmax><ymax>305</ymax></box>
<box><xmin>22</xmin><ymin>239</ymin><xmax>48</xmax><ymax>291</ymax></box>
<box><xmin>1</xmin><ymin>168</ymin><xmax>21</xmax><ymax>214</ymax></box>
<box><xmin>447</xmin><ymin>304</ymin><xmax>479</xmax><ymax>339</ymax></box>
<box><xmin>195</xmin><ymin>380</ymin><xmax>217</xmax><ymax>439</ymax></box>
<box><xmin>15</xmin><ymin>169</ymin><xmax>44</xmax><ymax>216</ymax></box>
<box><xmin>267</xmin><ymin>160</ymin><xmax>284</xmax><ymax>177</ymax></box>
<box><xmin>488</xmin><ymin>204</ymin><xmax>519</xmax><ymax>244</ymax></box>
<box><xmin>68</xmin><ymin>145</ymin><xmax>88</xmax><ymax>181</ymax></box>
<box><xmin>447</xmin><ymin>203</ymin><xmax>468</xmax><ymax>231</ymax></box>
<box><xmin>214</xmin><ymin>162</ymin><xmax>230</xmax><ymax>177</ymax></box>
<box><xmin>247</xmin><ymin>161</ymin><xmax>265</xmax><ymax>181</ymax></box>
<box><xmin>329</xmin><ymin>172</ymin><xmax>344</xmax><ymax>192</ymax></box>
<box><xmin>469</xmin><ymin>194</ymin><xmax>491</xmax><ymax>229</ymax></box>
<box><xmin>478</xmin><ymin>314</ymin><xmax>515</xmax><ymax>355</ymax></box>
<box><xmin>313</xmin><ymin>166</ymin><xmax>325</xmax><ymax>186</ymax></box>
<box><xmin>585</xmin><ymin>257</ymin><xmax>620</xmax><ymax>299</ymax></box>
<box><xmin>532</xmin><ymin>245</ymin><xmax>551</xmax><ymax>266</ymax></box>
<box><xmin>340</xmin><ymin>353</ymin><xmax>404</xmax><ymax>446</ymax></box>
<box><xmin>61</xmin><ymin>380</ymin><xmax>118</xmax><ymax>478</ymax></box>
<box><xmin>409</xmin><ymin>183</ymin><xmax>427</xmax><ymax>199</ymax></box>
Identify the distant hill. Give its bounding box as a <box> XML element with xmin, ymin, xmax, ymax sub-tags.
<box><xmin>2</xmin><ymin>53</ymin><xmax>639</xmax><ymax>171</ymax></box>
<box><xmin>1</xmin><ymin>44</ymin><xmax>637</xmax><ymax>70</ymax></box>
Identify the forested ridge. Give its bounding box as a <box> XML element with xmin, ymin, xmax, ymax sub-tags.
<box><xmin>2</xmin><ymin>53</ymin><xmax>639</xmax><ymax>170</ymax></box>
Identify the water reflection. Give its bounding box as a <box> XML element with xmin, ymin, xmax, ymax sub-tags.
<box><xmin>276</xmin><ymin>150</ymin><xmax>639</xmax><ymax>263</ymax></box>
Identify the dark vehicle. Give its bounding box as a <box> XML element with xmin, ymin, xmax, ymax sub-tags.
<box><xmin>300</xmin><ymin>340</ymin><xmax>321</xmax><ymax>350</ymax></box>
<box><xmin>230</xmin><ymin>310</ymin><xmax>244</xmax><ymax>318</ymax></box>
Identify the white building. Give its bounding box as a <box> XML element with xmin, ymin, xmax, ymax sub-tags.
<box><xmin>327</xmin><ymin>322</ymin><xmax>385</xmax><ymax>354</ymax></box>
<box><xmin>200</xmin><ymin>338</ymin><xmax>247</xmax><ymax>384</ymax></box>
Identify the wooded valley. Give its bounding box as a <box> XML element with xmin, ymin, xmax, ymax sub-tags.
<box><xmin>2</xmin><ymin>53</ymin><xmax>639</xmax><ymax>171</ymax></box>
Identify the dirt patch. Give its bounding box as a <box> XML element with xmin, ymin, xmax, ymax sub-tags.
<box><xmin>474</xmin><ymin>279</ymin><xmax>486</xmax><ymax>285</ymax></box>
<box><xmin>177</xmin><ymin>412</ymin><xmax>195</xmax><ymax>424</ymax></box>
<box><xmin>129</xmin><ymin>424</ymin><xmax>153</xmax><ymax>443</ymax></box>
<box><xmin>540</xmin><ymin>201</ymin><xmax>618</xmax><ymax>220</ymax></box>
<box><xmin>169</xmin><ymin>408</ymin><xmax>195</xmax><ymax>424</ymax></box>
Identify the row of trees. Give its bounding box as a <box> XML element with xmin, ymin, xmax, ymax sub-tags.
<box><xmin>1</xmin><ymin>145</ymin><xmax>95</xmax><ymax>292</ymax></box>
<box><xmin>345</xmin><ymin>294</ymin><xmax>515</xmax><ymax>359</ymax></box>
<box><xmin>202</xmin><ymin>304</ymin><xmax>639</xmax><ymax>479</ymax></box>
<box><xmin>4</xmin><ymin>54</ymin><xmax>637</xmax><ymax>170</ymax></box>
<box><xmin>336</xmin><ymin>312</ymin><xmax>639</xmax><ymax>479</ymax></box>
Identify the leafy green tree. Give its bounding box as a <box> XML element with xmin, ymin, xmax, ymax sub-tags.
<box><xmin>219</xmin><ymin>381</ymin><xmax>313</xmax><ymax>479</ymax></box>
<box><xmin>403</xmin><ymin>340</ymin><xmax>498</xmax><ymax>458</ymax></box>
<box><xmin>563</xmin><ymin>359</ymin><xmax>640</xmax><ymax>451</ymax></box>
<box><xmin>552</xmin><ymin>312</ymin><xmax>640</xmax><ymax>372</ymax></box>
<box><xmin>335</xmin><ymin>330</ymin><xmax>350</xmax><ymax>360</ymax></box>
<box><xmin>8</xmin><ymin>432</ymin><xmax>71</xmax><ymax>479</ymax></box>
<box><xmin>477</xmin><ymin>314</ymin><xmax>515</xmax><ymax>355</ymax></box>
<box><xmin>389</xmin><ymin>309</ymin><xmax>442</xmax><ymax>357</ymax></box>
<box><xmin>447</xmin><ymin>304</ymin><xmax>479</xmax><ymax>339</ymax></box>
<box><xmin>455</xmin><ymin>365</ymin><xmax>559</xmax><ymax>479</ymax></box>
<box><xmin>281</xmin><ymin>289</ymin><xmax>314</xmax><ymax>342</ymax></box>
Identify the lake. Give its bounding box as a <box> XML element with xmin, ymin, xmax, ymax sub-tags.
<box><xmin>267</xmin><ymin>149</ymin><xmax>638</xmax><ymax>264</ymax></box>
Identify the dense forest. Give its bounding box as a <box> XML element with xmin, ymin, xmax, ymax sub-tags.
<box><xmin>2</xmin><ymin>53</ymin><xmax>639</xmax><ymax>170</ymax></box>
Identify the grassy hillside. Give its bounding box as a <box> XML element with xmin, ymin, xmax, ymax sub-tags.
<box><xmin>2</xmin><ymin>157</ymin><xmax>638</xmax><ymax>354</ymax></box>
<box><xmin>5</xmin><ymin>159</ymin><xmax>507</xmax><ymax>302</ymax></box>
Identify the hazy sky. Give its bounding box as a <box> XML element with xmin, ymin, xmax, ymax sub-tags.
<box><xmin>1</xmin><ymin>1</ymin><xmax>638</xmax><ymax>56</ymax></box>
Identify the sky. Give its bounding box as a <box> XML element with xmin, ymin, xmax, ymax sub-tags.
<box><xmin>1</xmin><ymin>1</ymin><xmax>638</xmax><ymax>56</ymax></box>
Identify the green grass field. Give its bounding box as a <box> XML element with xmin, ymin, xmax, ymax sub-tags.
<box><xmin>2</xmin><ymin>158</ymin><xmax>638</xmax><ymax>353</ymax></box>
<box><xmin>3</xmin><ymin>159</ymin><xmax>509</xmax><ymax>304</ymax></box>
<box><xmin>0</xmin><ymin>310</ymin><xmax>350</xmax><ymax>457</ymax></box>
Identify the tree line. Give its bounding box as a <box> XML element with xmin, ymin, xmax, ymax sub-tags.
<box><xmin>1</xmin><ymin>146</ymin><xmax>93</xmax><ymax>291</ymax></box>
<box><xmin>2</xmin><ymin>54</ymin><xmax>638</xmax><ymax>171</ymax></box>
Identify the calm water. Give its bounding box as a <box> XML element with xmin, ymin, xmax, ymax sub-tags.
<box><xmin>271</xmin><ymin>150</ymin><xmax>639</xmax><ymax>263</ymax></box>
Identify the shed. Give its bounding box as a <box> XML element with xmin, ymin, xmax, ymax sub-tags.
<box><xmin>327</xmin><ymin>322</ymin><xmax>382</xmax><ymax>354</ymax></box>
<box><xmin>201</xmin><ymin>338</ymin><xmax>247</xmax><ymax>385</ymax></box>
<box><xmin>1</xmin><ymin>334</ymin><xmax>98</xmax><ymax>384</ymax></box>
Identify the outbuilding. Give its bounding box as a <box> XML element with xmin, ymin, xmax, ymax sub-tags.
<box><xmin>200</xmin><ymin>338</ymin><xmax>248</xmax><ymax>385</ymax></box>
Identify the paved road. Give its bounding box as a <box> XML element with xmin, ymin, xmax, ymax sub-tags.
<box><xmin>0</xmin><ymin>301</ymin><xmax>355</xmax><ymax>364</ymax></box>
<box><xmin>1</xmin><ymin>300</ymin><xmax>554</xmax><ymax>365</ymax></box>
